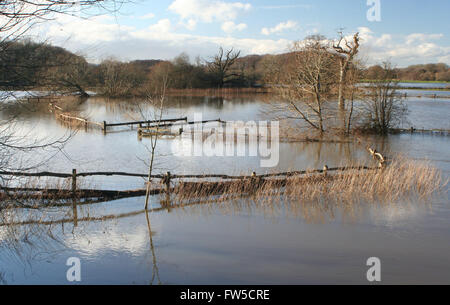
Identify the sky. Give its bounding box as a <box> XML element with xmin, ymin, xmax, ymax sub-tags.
<box><xmin>32</xmin><ymin>0</ymin><xmax>450</xmax><ymax>66</ymax></box>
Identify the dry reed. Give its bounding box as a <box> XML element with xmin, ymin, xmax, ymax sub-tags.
<box><xmin>165</xmin><ymin>87</ymin><xmax>271</xmax><ymax>98</ymax></box>
<box><xmin>171</xmin><ymin>158</ymin><xmax>445</xmax><ymax>215</ymax></box>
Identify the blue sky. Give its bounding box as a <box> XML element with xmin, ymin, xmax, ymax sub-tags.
<box><xmin>37</xmin><ymin>0</ymin><xmax>450</xmax><ymax>66</ymax></box>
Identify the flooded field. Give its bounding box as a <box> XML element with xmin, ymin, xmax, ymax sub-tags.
<box><xmin>0</xmin><ymin>90</ymin><xmax>449</xmax><ymax>284</ymax></box>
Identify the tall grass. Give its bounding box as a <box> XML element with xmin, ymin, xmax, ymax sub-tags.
<box><xmin>172</xmin><ymin>158</ymin><xmax>445</xmax><ymax>211</ymax></box>
<box><xmin>166</xmin><ymin>87</ymin><xmax>271</xmax><ymax>97</ymax></box>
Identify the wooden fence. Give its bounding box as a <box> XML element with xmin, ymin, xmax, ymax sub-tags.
<box><xmin>0</xmin><ymin>165</ymin><xmax>383</xmax><ymax>200</ymax></box>
<box><xmin>49</xmin><ymin>103</ymin><xmax>103</xmax><ymax>130</ymax></box>
<box><xmin>49</xmin><ymin>102</ymin><xmax>189</xmax><ymax>134</ymax></box>
<box><xmin>0</xmin><ymin>165</ymin><xmax>389</xmax><ymax>227</ymax></box>
<box><xmin>0</xmin><ymin>148</ymin><xmax>387</xmax><ymax>227</ymax></box>
<box><xmin>390</xmin><ymin>127</ymin><xmax>450</xmax><ymax>136</ymax></box>
<box><xmin>137</xmin><ymin>118</ymin><xmax>224</xmax><ymax>137</ymax></box>
<box><xmin>0</xmin><ymin>148</ymin><xmax>386</xmax><ymax>196</ymax></box>
<box><xmin>48</xmin><ymin>100</ymin><xmax>450</xmax><ymax>138</ymax></box>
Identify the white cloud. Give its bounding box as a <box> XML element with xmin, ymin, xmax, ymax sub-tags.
<box><xmin>260</xmin><ymin>4</ymin><xmax>312</xmax><ymax>10</ymax></box>
<box><xmin>405</xmin><ymin>33</ymin><xmax>443</xmax><ymax>45</ymax></box>
<box><xmin>42</xmin><ymin>15</ymin><xmax>289</xmax><ymax>62</ymax></box>
<box><xmin>438</xmin><ymin>54</ymin><xmax>450</xmax><ymax>63</ymax></box>
<box><xmin>261</xmin><ymin>20</ymin><xmax>298</xmax><ymax>36</ymax></box>
<box><xmin>66</xmin><ymin>224</ymin><xmax>151</xmax><ymax>256</ymax></box>
<box><xmin>131</xmin><ymin>23</ymin><xmax>288</xmax><ymax>55</ymax></box>
<box><xmin>169</xmin><ymin>0</ymin><xmax>251</xmax><ymax>23</ymax></box>
<box><xmin>183</xmin><ymin>19</ymin><xmax>198</xmax><ymax>31</ymax></box>
<box><xmin>45</xmin><ymin>15</ymin><xmax>134</xmax><ymax>44</ymax></box>
<box><xmin>139</xmin><ymin>13</ymin><xmax>155</xmax><ymax>20</ymax></box>
<box><xmin>373</xmin><ymin>34</ymin><xmax>392</xmax><ymax>47</ymax></box>
<box><xmin>357</xmin><ymin>27</ymin><xmax>450</xmax><ymax>66</ymax></box>
<box><xmin>148</xmin><ymin>19</ymin><xmax>172</xmax><ymax>33</ymax></box>
<box><xmin>221</xmin><ymin>21</ymin><xmax>247</xmax><ymax>34</ymax></box>
<box><xmin>35</xmin><ymin>16</ymin><xmax>450</xmax><ymax>67</ymax></box>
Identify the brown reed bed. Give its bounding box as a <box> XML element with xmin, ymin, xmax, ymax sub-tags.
<box><xmin>0</xmin><ymin>175</ymin><xmax>91</xmax><ymax>209</ymax></box>
<box><xmin>172</xmin><ymin>158</ymin><xmax>445</xmax><ymax>209</ymax></box>
<box><xmin>0</xmin><ymin>157</ymin><xmax>445</xmax><ymax>226</ymax></box>
<box><xmin>165</xmin><ymin>87</ymin><xmax>272</xmax><ymax>97</ymax></box>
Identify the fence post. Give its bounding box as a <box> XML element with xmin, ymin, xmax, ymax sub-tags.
<box><xmin>250</xmin><ymin>171</ymin><xmax>258</xmax><ymax>193</ymax></box>
<box><xmin>72</xmin><ymin>168</ymin><xmax>78</xmax><ymax>226</ymax></box>
<box><xmin>162</xmin><ymin>172</ymin><xmax>171</xmax><ymax>209</ymax></box>
<box><xmin>72</xmin><ymin>200</ymin><xmax>78</xmax><ymax>227</ymax></box>
<box><xmin>323</xmin><ymin>165</ymin><xmax>328</xmax><ymax>177</ymax></box>
<box><xmin>165</xmin><ymin>172</ymin><xmax>171</xmax><ymax>194</ymax></box>
<box><xmin>71</xmin><ymin>169</ymin><xmax>77</xmax><ymax>196</ymax></box>
<box><xmin>103</xmin><ymin>121</ymin><xmax>107</xmax><ymax>134</ymax></box>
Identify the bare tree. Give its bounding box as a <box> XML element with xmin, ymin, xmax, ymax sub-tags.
<box><xmin>145</xmin><ymin>210</ymin><xmax>161</xmax><ymax>284</ymax></box>
<box><xmin>332</xmin><ymin>32</ymin><xmax>361</xmax><ymax>133</ymax></box>
<box><xmin>362</xmin><ymin>62</ymin><xmax>408</xmax><ymax>134</ymax></box>
<box><xmin>207</xmin><ymin>47</ymin><xmax>241</xmax><ymax>88</ymax></box>
<box><xmin>332</xmin><ymin>32</ymin><xmax>360</xmax><ymax>111</ymax></box>
<box><xmin>336</xmin><ymin>57</ymin><xmax>365</xmax><ymax>135</ymax></box>
<box><xmin>0</xmin><ymin>0</ymin><xmax>127</xmax><ymax>180</ymax></box>
<box><xmin>0</xmin><ymin>0</ymin><xmax>128</xmax><ymax>92</ymax></box>
<box><xmin>141</xmin><ymin>73</ymin><xmax>169</xmax><ymax>210</ymax></box>
<box><xmin>0</xmin><ymin>1</ymin><xmax>126</xmax><ymax>43</ymax></box>
<box><xmin>148</xmin><ymin>61</ymin><xmax>173</xmax><ymax>93</ymax></box>
<box><xmin>44</xmin><ymin>52</ymin><xmax>91</xmax><ymax>97</ymax></box>
<box><xmin>100</xmin><ymin>59</ymin><xmax>129</xmax><ymax>97</ymax></box>
<box><xmin>270</xmin><ymin>36</ymin><xmax>337</xmax><ymax>134</ymax></box>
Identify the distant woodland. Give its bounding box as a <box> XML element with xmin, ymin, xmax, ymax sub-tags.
<box><xmin>1</xmin><ymin>39</ymin><xmax>449</xmax><ymax>97</ymax></box>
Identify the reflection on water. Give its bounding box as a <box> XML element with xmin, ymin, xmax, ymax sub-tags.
<box><xmin>1</xmin><ymin>191</ymin><xmax>448</xmax><ymax>284</ymax></box>
<box><xmin>395</xmin><ymin>82</ymin><xmax>449</xmax><ymax>89</ymax></box>
<box><xmin>0</xmin><ymin>93</ymin><xmax>449</xmax><ymax>284</ymax></box>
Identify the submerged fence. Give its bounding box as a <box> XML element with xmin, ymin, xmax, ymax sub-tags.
<box><xmin>49</xmin><ymin>102</ymin><xmax>191</xmax><ymax>134</ymax></box>
<box><xmin>0</xmin><ymin>165</ymin><xmax>384</xmax><ymax>200</ymax></box>
<box><xmin>49</xmin><ymin>103</ymin><xmax>103</xmax><ymax>130</ymax></box>
<box><xmin>0</xmin><ymin>148</ymin><xmax>387</xmax><ymax>198</ymax></box>
<box><xmin>390</xmin><ymin>127</ymin><xmax>450</xmax><ymax>136</ymax></box>
<box><xmin>0</xmin><ymin>148</ymin><xmax>389</xmax><ymax>227</ymax></box>
<box><xmin>48</xmin><ymin>101</ymin><xmax>450</xmax><ymax>138</ymax></box>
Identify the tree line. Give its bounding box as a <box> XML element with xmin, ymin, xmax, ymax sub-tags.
<box><xmin>0</xmin><ymin>41</ymin><xmax>261</xmax><ymax>96</ymax></box>
<box><xmin>364</xmin><ymin>63</ymin><xmax>450</xmax><ymax>82</ymax></box>
<box><xmin>1</xmin><ymin>39</ymin><xmax>448</xmax><ymax>98</ymax></box>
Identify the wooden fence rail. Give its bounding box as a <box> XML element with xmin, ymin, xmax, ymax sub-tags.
<box><xmin>0</xmin><ymin>165</ymin><xmax>380</xmax><ymax>200</ymax></box>
<box><xmin>0</xmin><ymin>166</ymin><xmax>377</xmax><ymax>181</ymax></box>
<box><xmin>390</xmin><ymin>127</ymin><xmax>450</xmax><ymax>135</ymax></box>
<box><xmin>49</xmin><ymin>103</ymin><xmax>103</xmax><ymax>129</ymax></box>
<box><xmin>137</xmin><ymin>118</ymin><xmax>224</xmax><ymax>137</ymax></box>
<box><xmin>138</xmin><ymin>118</ymin><xmax>224</xmax><ymax>130</ymax></box>
<box><xmin>104</xmin><ymin>117</ymin><xmax>188</xmax><ymax>129</ymax></box>
<box><xmin>1</xmin><ymin>148</ymin><xmax>386</xmax><ymax>201</ymax></box>
<box><xmin>0</xmin><ymin>187</ymin><xmax>154</xmax><ymax>200</ymax></box>
<box><xmin>49</xmin><ymin>102</ymin><xmax>188</xmax><ymax>133</ymax></box>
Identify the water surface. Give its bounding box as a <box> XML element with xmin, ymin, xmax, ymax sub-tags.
<box><xmin>0</xmin><ymin>92</ymin><xmax>449</xmax><ymax>284</ymax></box>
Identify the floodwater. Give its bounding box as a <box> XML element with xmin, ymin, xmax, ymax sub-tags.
<box><xmin>0</xmin><ymin>88</ymin><xmax>449</xmax><ymax>284</ymax></box>
<box><xmin>395</xmin><ymin>82</ymin><xmax>449</xmax><ymax>89</ymax></box>
<box><xmin>360</xmin><ymin>82</ymin><xmax>449</xmax><ymax>89</ymax></box>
